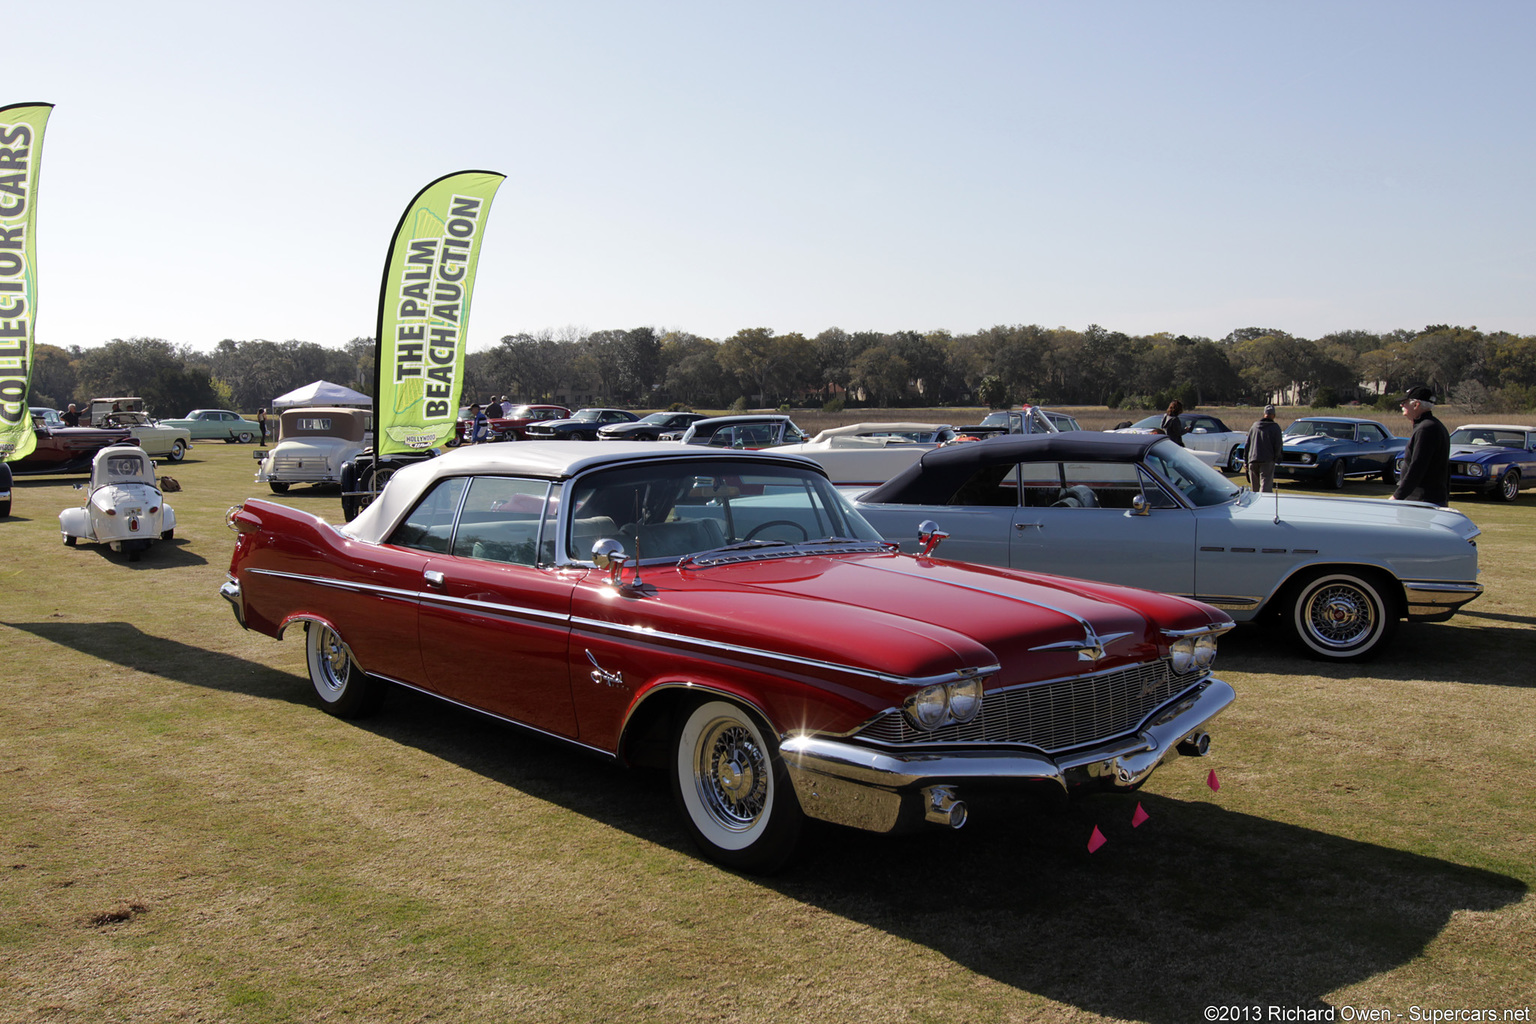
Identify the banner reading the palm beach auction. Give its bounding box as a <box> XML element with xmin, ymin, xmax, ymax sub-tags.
<box><xmin>0</xmin><ymin>102</ymin><xmax>53</xmax><ymax>464</ymax></box>
<box><xmin>374</xmin><ymin>170</ymin><xmax>505</xmax><ymax>456</ymax></box>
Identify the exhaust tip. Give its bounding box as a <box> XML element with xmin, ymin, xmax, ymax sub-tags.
<box><xmin>1177</xmin><ymin>731</ymin><xmax>1211</xmax><ymax>757</ymax></box>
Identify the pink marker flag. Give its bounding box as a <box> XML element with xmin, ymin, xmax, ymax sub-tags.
<box><xmin>1131</xmin><ymin>802</ymin><xmax>1149</xmax><ymax>827</ymax></box>
<box><xmin>1207</xmin><ymin>769</ymin><xmax>1221</xmax><ymax>792</ymax></box>
<box><xmin>1087</xmin><ymin>825</ymin><xmax>1107</xmax><ymax>853</ymax></box>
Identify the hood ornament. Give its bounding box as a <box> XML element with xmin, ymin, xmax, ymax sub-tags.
<box><xmin>1030</xmin><ymin>623</ymin><xmax>1134</xmax><ymax>662</ymax></box>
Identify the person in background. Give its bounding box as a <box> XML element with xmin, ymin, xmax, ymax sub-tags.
<box><xmin>62</xmin><ymin>403</ymin><xmax>80</xmax><ymax>427</ymax></box>
<box><xmin>486</xmin><ymin>397</ymin><xmax>503</xmax><ymax>419</ymax></box>
<box><xmin>1159</xmin><ymin>400</ymin><xmax>1186</xmax><ymax>446</ymax></box>
<box><xmin>470</xmin><ymin>403</ymin><xmax>490</xmax><ymax>443</ymax></box>
<box><xmin>257</xmin><ymin>407</ymin><xmax>268</xmax><ymax>443</ymax></box>
<box><xmin>1245</xmin><ymin>404</ymin><xmax>1284</xmax><ymax>492</ymax></box>
<box><xmin>1390</xmin><ymin>384</ymin><xmax>1450</xmax><ymax>506</ymax></box>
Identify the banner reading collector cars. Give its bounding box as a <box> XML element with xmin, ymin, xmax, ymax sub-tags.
<box><xmin>373</xmin><ymin>170</ymin><xmax>504</xmax><ymax>457</ymax></box>
<box><xmin>0</xmin><ymin>102</ymin><xmax>52</xmax><ymax>464</ymax></box>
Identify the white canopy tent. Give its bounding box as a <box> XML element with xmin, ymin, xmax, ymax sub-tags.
<box><xmin>270</xmin><ymin>380</ymin><xmax>371</xmax><ymax>409</ymax></box>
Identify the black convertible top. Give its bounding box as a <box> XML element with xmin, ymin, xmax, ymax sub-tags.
<box><xmin>861</xmin><ymin>432</ymin><xmax>1165</xmax><ymax>505</ymax></box>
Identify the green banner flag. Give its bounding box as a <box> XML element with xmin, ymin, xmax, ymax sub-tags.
<box><xmin>373</xmin><ymin>170</ymin><xmax>505</xmax><ymax>457</ymax></box>
<box><xmin>0</xmin><ymin>102</ymin><xmax>52</xmax><ymax>464</ymax></box>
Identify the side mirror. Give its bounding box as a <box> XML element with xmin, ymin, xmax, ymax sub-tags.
<box><xmin>917</xmin><ymin>520</ymin><xmax>948</xmax><ymax>557</ymax></box>
<box><xmin>591</xmin><ymin>538</ymin><xmax>632</xmax><ymax>588</ymax></box>
<box><xmin>1130</xmin><ymin>494</ymin><xmax>1150</xmax><ymax>516</ymax></box>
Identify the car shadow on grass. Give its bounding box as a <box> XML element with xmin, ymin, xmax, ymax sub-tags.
<box><xmin>4</xmin><ymin>619</ymin><xmax>309</xmax><ymax>708</ymax></box>
<box><xmin>1215</xmin><ymin>619</ymin><xmax>1536</xmax><ymax>687</ymax></box>
<box><xmin>363</xmin><ymin>686</ymin><xmax>1526</xmax><ymax>1020</ymax></box>
<box><xmin>9</xmin><ymin>620</ymin><xmax>1525</xmax><ymax>1019</ymax></box>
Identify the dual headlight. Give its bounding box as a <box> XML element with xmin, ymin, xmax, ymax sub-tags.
<box><xmin>903</xmin><ymin>675</ymin><xmax>985</xmax><ymax>732</ymax></box>
<box><xmin>1170</xmin><ymin>634</ymin><xmax>1219</xmax><ymax>674</ymax></box>
<box><xmin>1461</xmin><ymin>464</ymin><xmax>1483</xmax><ymax>477</ymax></box>
<box><xmin>1299</xmin><ymin>453</ymin><xmax>1316</xmax><ymax>464</ymax></box>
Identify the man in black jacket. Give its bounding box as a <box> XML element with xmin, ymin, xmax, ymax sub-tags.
<box><xmin>1390</xmin><ymin>384</ymin><xmax>1450</xmax><ymax>506</ymax></box>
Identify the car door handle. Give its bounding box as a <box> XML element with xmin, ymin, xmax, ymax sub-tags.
<box><xmin>1015</xmin><ymin>522</ymin><xmax>1043</xmax><ymax>530</ymax></box>
<box><xmin>423</xmin><ymin>569</ymin><xmax>445</xmax><ymax>588</ymax></box>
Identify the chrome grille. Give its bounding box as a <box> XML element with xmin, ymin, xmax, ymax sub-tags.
<box><xmin>856</xmin><ymin>661</ymin><xmax>1207</xmax><ymax>753</ymax></box>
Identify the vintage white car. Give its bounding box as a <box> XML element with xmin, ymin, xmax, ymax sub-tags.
<box><xmin>1111</xmin><ymin>411</ymin><xmax>1244</xmax><ymax>472</ymax></box>
<box><xmin>254</xmin><ymin>407</ymin><xmax>372</xmax><ymax>494</ymax></box>
<box><xmin>856</xmin><ymin>432</ymin><xmax>1483</xmax><ymax>661</ymax></box>
<box><xmin>97</xmin><ymin>410</ymin><xmax>193</xmax><ymax>463</ymax></box>
<box><xmin>59</xmin><ymin>444</ymin><xmax>177</xmax><ymax>561</ymax></box>
<box><xmin>774</xmin><ymin>422</ymin><xmax>963</xmax><ymax>487</ymax></box>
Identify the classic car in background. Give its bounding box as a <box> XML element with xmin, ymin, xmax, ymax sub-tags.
<box><xmin>773</xmin><ymin>422</ymin><xmax>962</xmax><ymax>487</ymax></box>
<box><xmin>1041</xmin><ymin>410</ymin><xmax>1083</xmax><ymax>432</ymax></box>
<box><xmin>97</xmin><ymin>410</ymin><xmax>192</xmax><ymax>462</ymax></box>
<box><xmin>221</xmin><ymin>443</ymin><xmax>1235</xmax><ymax>870</ymax></box>
<box><xmin>59</xmin><ymin>444</ymin><xmax>176</xmax><ymax>561</ymax></box>
<box><xmin>596</xmin><ymin>411</ymin><xmax>709</xmax><ymax>441</ymax></box>
<box><xmin>523</xmin><ymin>407</ymin><xmax>638</xmax><ymax>441</ymax></box>
<box><xmin>1233</xmin><ymin>416</ymin><xmax>1407</xmax><ymax>489</ymax></box>
<box><xmin>674</xmin><ymin>414</ymin><xmax>808</xmax><ymax>448</ymax></box>
<box><xmin>5</xmin><ymin>407</ymin><xmax>132</xmax><ymax>475</ymax></box>
<box><xmin>1397</xmin><ymin>423</ymin><xmax>1536</xmax><ymax>503</ymax></box>
<box><xmin>956</xmin><ymin>405</ymin><xmax>1061</xmax><ymax>438</ymax></box>
<box><xmin>254</xmin><ymin>407</ymin><xmax>372</xmax><ymax>494</ymax></box>
<box><xmin>1114</xmin><ymin>412</ymin><xmax>1246</xmax><ymax>473</ymax></box>
<box><xmin>453</xmin><ymin>403</ymin><xmax>572</xmax><ymax>444</ymax></box>
<box><xmin>856</xmin><ymin>433</ymin><xmax>1482</xmax><ymax>661</ymax></box>
<box><xmin>159</xmin><ymin>409</ymin><xmax>264</xmax><ymax>443</ymax></box>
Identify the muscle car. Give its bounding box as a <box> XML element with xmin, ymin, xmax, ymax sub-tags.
<box><xmin>1403</xmin><ymin>423</ymin><xmax>1536</xmax><ymax>502</ymax></box>
<box><xmin>221</xmin><ymin>443</ymin><xmax>1235</xmax><ymax>870</ymax></box>
<box><xmin>1234</xmin><ymin>416</ymin><xmax>1407</xmax><ymax>489</ymax></box>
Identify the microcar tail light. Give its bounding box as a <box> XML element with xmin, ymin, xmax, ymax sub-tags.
<box><xmin>105</xmin><ymin>507</ymin><xmax>117</xmax><ymax>516</ymax></box>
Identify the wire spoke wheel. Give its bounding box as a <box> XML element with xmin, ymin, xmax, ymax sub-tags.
<box><xmin>1288</xmin><ymin>571</ymin><xmax>1396</xmax><ymax>661</ymax></box>
<box><xmin>305</xmin><ymin>622</ymin><xmax>384</xmax><ymax>717</ymax></box>
<box><xmin>671</xmin><ymin>699</ymin><xmax>802</xmax><ymax>871</ymax></box>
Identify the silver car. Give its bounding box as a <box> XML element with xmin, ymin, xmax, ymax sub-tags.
<box><xmin>856</xmin><ymin>433</ymin><xmax>1482</xmax><ymax>661</ymax></box>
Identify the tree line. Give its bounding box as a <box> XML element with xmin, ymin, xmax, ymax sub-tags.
<box><xmin>26</xmin><ymin>323</ymin><xmax>1536</xmax><ymax>416</ymax></box>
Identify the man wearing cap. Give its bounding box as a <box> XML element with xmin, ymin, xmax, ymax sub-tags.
<box><xmin>1390</xmin><ymin>384</ymin><xmax>1450</xmax><ymax>506</ymax></box>
<box><xmin>1245</xmin><ymin>404</ymin><xmax>1284</xmax><ymax>492</ymax></box>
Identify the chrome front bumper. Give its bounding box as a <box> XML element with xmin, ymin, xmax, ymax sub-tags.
<box><xmin>779</xmin><ymin>678</ymin><xmax>1235</xmax><ymax>834</ymax></box>
<box><xmin>1401</xmin><ymin>579</ymin><xmax>1483</xmax><ymax>621</ymax></box>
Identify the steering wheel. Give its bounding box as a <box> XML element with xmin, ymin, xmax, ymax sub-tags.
<box><xmin>744</xmin><ymin>520</ymin><xmax>809</xmax><ymax>542</ymax></box>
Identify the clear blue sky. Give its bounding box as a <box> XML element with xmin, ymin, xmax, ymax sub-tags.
<box><xmin>15</xmin><ymin>0</ymin><xmax>1535</xmax><ymax>352</ymax></box>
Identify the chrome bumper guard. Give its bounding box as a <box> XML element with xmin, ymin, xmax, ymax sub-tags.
<box><xmin>219</xmin><ymin>577</ymin><xmax>247</xmax><ymax>630</ymax></box>
<box><xmin>1401</xmin><ymin>579</ymin><xmax>1482</xmax><ymax>621</ymax></box>
<box><xmin>780</xmin><ymin>677</ymin><xmax>1235</xmax><ymax>834</ymax></box>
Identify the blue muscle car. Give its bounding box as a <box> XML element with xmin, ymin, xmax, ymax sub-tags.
<box><xmin>1395</xmin><ymin>423</ymin><xmax>1536</xmax><ymax>502</ymax></box>
<box><xmin>1236</xmin><ymin>416</ymin><xmax>1407</xmax><ymax>489</ymax></box>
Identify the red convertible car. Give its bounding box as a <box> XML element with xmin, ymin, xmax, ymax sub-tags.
<box><xmin>221</xmin><ymin>444</ymin><xmax>1235</xmax><ymax>869</ymax></box>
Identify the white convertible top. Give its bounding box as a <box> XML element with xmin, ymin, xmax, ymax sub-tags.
<box><xmin>340</xmin><ymin>441</ymin><xmax>821</xmax><ymax>543</ymax></box>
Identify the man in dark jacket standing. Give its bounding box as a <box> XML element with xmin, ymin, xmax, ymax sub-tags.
<box><xmin>1245</xmin><ymin>404</ymin><xmax>1284</xmax><ymax>492</ymax></box>
<box><xmin>1390</xmin><ymin>384</ymin><xmax>1450</xmax><ymax>506</ymax></box>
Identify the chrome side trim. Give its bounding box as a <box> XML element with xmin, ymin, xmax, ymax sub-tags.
<box><xmin>1400</xmin><ymin>579</ymin><xmax>1483</xmax><ymax>619</ymax></box>
<box><xmin>244</xmin><ymin>567</ymin><xmax>997</xmax><ymax>689</ymax></box>
<box><xmin>574</xmin><ymin>614</ymin><xmax>1001</xmax><ymax>688</ymax></box>
<box><xmin>379</xmin><ymin>675</ymin><xmax>614</xmax><ymax>760</ymax></box>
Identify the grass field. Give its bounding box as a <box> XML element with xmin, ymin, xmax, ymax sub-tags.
<box><xmin>2</xmin><ymin>425</ymin><xmax>1533</xmax><ymax>1023</ymax></box>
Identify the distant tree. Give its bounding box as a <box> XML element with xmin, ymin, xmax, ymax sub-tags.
<box><xmin>27</xmin><ymin>344</ymin><xmax>80</xmax><ymax>409</ymax></box>
<box><xmin>75</xmin><ymin>338</ymin><xmax>217</xmax><ymax>416</ymax></box>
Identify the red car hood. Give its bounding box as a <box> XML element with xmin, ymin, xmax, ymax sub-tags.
<box><xmin>581</xmin><ymin>550</ymin><xmax>1228</xmax><ymax>689</ymax></box>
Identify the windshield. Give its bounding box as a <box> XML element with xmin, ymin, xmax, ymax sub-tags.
<box><xmin>1142</xmin><ymin>440</ymin><xmax>1241</xmax><ymax>508</ymax></box>
<box><xmin>565</xmin><ymin>460</ymin><xmax>884</xmax><ymax>562</ymax></box>
<box><xmin>570</xmin><ymin>409</ymin><xmax>604</xmax><ymax>421</ymax></box>
<box><xmin>1129</xmin><ymin>414</ymin><xmax>1163</xmax><ymax>429</ymax></box>
<box><xmin>638</xmin><ymin>413</ymin><xmax>672</xmax><ymax>425</ymax></box>
<box><xmin>1451</xmin><ymin>427</ymin><xmax>1527</xmax><ymax>448</ymax></box>
<box><xmin>1284</xmin><ymin>419</ymin><xmax>1333</xmax><ymax>437</ymax></box>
